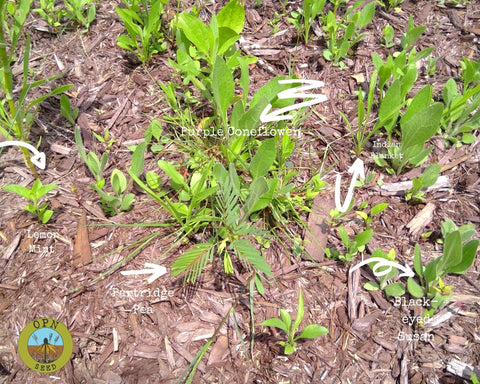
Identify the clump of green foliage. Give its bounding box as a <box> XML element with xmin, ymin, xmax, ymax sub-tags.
<box><xmin>116</xmin><ymin>0</ymin><xmax>167</xmax><ymax>64</ymax></box>
<box><xmin>405</xmin><ymin>164</ymin><xmax>440</xmax><ymax>202</ymax></box>
<box><xmin>261</xmin><ymin>289</ymin><xmax>329</xmax><ymax>354</ymax></box>
<box><xmin>440</xmin><ymin>57</ymin><xmax>480</xmax><ymax>145</ymax></box>
<box><xmin>322</xmin><ymin>0</ymin><xmax>375</xmax><ymax>67</ymax></box>
<box><xmin>364</xmin><ymin>220</ymin><xmax>479</xmax><ymax>314</ymax></box>
<box><xmin>3</xmin><ymin>179</ymin><xmax>58</xmax><ymax>223</ymax></box>
<box><xmin>33</xmin><ymin>0</ymin><xmax>96</xmax><ymax>32</ymax></box>
<box><xmin>0</xmin><ymin>0</ymin><xmax>72</xmax><ymax>174</ymax></box>
<box><xmin>75</xmin><ymin>125</ymin><xmax>145</xmax><ymax>216</ymax></box>
<box><xmin>326</xmin><ymin>227</ymin><xmax>372</xmax><ymax>262</ymax></box>
<box><xmin>288</xmin><ymin>0</ymin><xmax>326</xmax><ymax>44</ymax></box>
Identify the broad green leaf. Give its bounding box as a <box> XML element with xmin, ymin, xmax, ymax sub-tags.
<box><xmin>284</xmin><ymin>342</ymin><xmax>296</xmax><ymax>354</ymax></box>
<box><xmin>384</xmin><ymin>282</ymin><xmax>405</xmax><ymax>297</ymax></box>
<box><xmin>280</xmin><ymin>309</ymin><xmax>292</xmax><ymax>333</ymax></box>
<box><xmin>146</xmin><ymin>172</ymin><xmax>162</xmax><ymax>190</ymax></box>
<box><xmin>400</xmin><ymin>64</ymin><xmax>418</xmax><ymax>98</ymax></box>
<box><xmin>293</xmin><ymin>289</ymin><xmax>304</xmax><ymax>334</ymax></box>
<box><xmin>400</xmin><ymin>103</ymin><xmax>443</xmax><ymax>154</ymax></box>
<box><xmin>338</xmin><ymin>228</ymin><xmax>350</xmax><ymax>246</ymax></box>
<box><xmin>250</xmin><ymin>177</ymin><xmax>276</xmax><ymax>213</ymax></box>
<box><xmin>377</xmin><ymin>80</ymin><xmax>401</xmax><ymax>134</ymax></box>
<box><xmin>261</xmin><ymin>317</ymin><xmax>288</xmax><ymax>332</ymax></box>
<box><xmin>36</xmin><ymin>183</ymin><xmax>58</xmax><ymax>200</ymax></box>
<box><xmin>120</xmin><ymin>193</ymin><xmax>134</xmax><ymax>211</ymax></box>
<box><xmin>2</xmin><ymin>184</ymin><xmax>31</xmax><ymax>199</ymax></box>
<box><xmin>40</xmin><ymin>209</ymin><xmax>54</xmax><ymax>224</ymax></box>
<box><xmin>363</xmin><ymin>281</ymin><xmax>379</xmax><ymax>291</ymax></box>
<box><xmin>442</xmin><ymin>230</ymin><xmax>462</xmax><ymax>271</ymax></box>
<box><xmin>212</xmin><ymin>55</ymin><xmax>234</xmax><ymax>123</ymax></box>
<box><xmin>446</xmin><ymin>239</ymin><xmax>479</xmax><ymax>274</ymax></box>
<box><xmin>400</xmin><ymin>85</ymin><xmax>432</xmax><ymax>126</ymax></box>
<box><xmin>357</xmin><ymin>1</ymin><xmax>375</xmax><ymax>27</ymax></box>
<box><xmin>424</xmin><ymin>257</ymin><xmax>440</xmax><ymax>285</ymax></box>
<box><xmin>250</xmin><ymin>138</ymin><xmax>275</xmax><ymax>179</ymax></box>
<box><xmin>217</xmin><ymin>0</ymin><xmax>245</xmax><ymax>34</ymax></box>
<box><xmin>441</xmin><ymin>220</ymin><xmax>457</xmax><ymax>238</ymax></box>
<box><xmin>296</xmin><ymin>324</ymin><xmax>329</xmax><ymax>340</ymax></box>
<box><xmin>255</xmin><ymin>273</ymin><xmax>265</xmax><ymax>295</ymax></box>
<box><xmin>158</xmin><ymin>160</ymin><xmax>187</xmax><ymax>191</ymax></box>
<box><xmin>413</xmin><ymin>243</ymin><xmax>423</xmax><ymax>278</ymax></box>
<box><xmin>130</xmin><ymin>141</ymin><xmax>146</xmax><ymax>178</ymax></box>
<box><xmin>371</xmin><ymin>202</ymin><xmax>388</xmax><ymax>216</ymax></box>
<box><xmin>217</xmin><ymin>27</ymin><xmax>240</xmax><ymax>55</ymax></box>
<box><xmin>355</xmin><ymin>229</ymin><xmax>373</xmax><ymax>247</ymax></box>
<box><xmin>177</xmin><ymin>13</ymin><xmax>211</xmax><ymax>54</ymax></box>
<box><xmin>421</xmin><ymin>164</ymin><xmax>440</xmax><ymax>188</ymax></box>
<box><xmin>407</xmin><ymin>277</ymin><xmax>424</xmax><ymax>298</ymax></box>
<box><xmin>111</xmin><ymin>169</ymin><xmax>127</xmax><ymax>196</ymax></box>
<box><xmin>242</xmin><ymin>177</ymin><xmax>269</xmax><ymax>217</ymax></box>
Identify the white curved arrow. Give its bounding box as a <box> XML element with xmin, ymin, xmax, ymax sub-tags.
<box><xmin>335</xmin><ymin>158</ymin><xmax>364</xmax><ymax>213</ymax></box>
<box><xmin>260</xmin><ymin>79</ymin><xmax>328</xmax><ymax>123</ymax></box>
<box><xmin>121</xmin><ymin>263</ymin><xmax>167</xmax><ymax>284</ymax></box>
<box><xmin>0</xmin><ymin>140</ymin><xmax>46</xmax><ymax>169</ymax></box>
<box><xmin>350</xmin><ymin>257</ymin><xmax>415</xmax><ymax>278</ymax></box>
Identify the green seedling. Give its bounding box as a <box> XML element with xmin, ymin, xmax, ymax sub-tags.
<box><xmin>328</xmin><ymin>200</ymin><xmax>360</xmax><ymax>224</ymax></box>
<box><xmin>440</xmin><ymin>76</ymin><xmax>480</xmax><ymax>146</ymax></box>
<box><xmin>322</xmin><ymin>0</ymin><xmax>375</xmax><ymax>67</ymax></box>
<box><xmin>409</xmin><ymin>220</ymin><xmax>479</xmax><ymax>309</ymax></box>
<box><xmin>92</xmin><ymin>169</ymin><xmax>135</xmax><ymax>216</ymax></box>
<box><xmin>382</xmin><ymin>24</ymin><xmax>395</xmax><ymax>48</ymax></box>
<box><xmin>405</xmin><ymin>163</ymin><xmax>440</xmax><ymax>202</ymax></box>
<box><xmin>356</xmin><ymin>202</ymin><xmax>388</xmax><ymax>229</ymax></box>
<box><xmin>33</xmin><ymin>0</ymin><xmax>65</xmax><ymax>32</ymax></box>
<box><xmin>339</xmin><ymin>69</ymin><xmax>378</xmax><ymax>156</ymax></box>
<box><xmin>92</xmin><ymin>128</ymin><xmax>116</xmax><ymax>150</ymax></box>
<box><xmin>287</xmin><ymin>0</ymin><xmax>326</xmax><ymax>44</ymax></box>
<box><xmin>0</xmin><ymin>0</ymin><xmax>73</xmax><ymax>175</ymax></box>
<box><xmin>362</xmin><ymin>247</ymin><xmax>401</xmax><ymax>295</ymax></box>
<box><xmin>261</xmin><ymin>289</ymin><xmax>328</xmax><ymax>354</ymax></box>
<box><xmin>60</xmin><ymin>94</ymin><xmax>79</xmax><ymax>126</ymax></box>
<box><xmin>171</xmin><ymin>0</ymin><xmax>256</xmax><ymax>108</ymax></box>
<box><xmin>373</xmin><ymin>84</ymin><xmax>443</xmax><ymax>174</ymax></box>
<box><xmin>116</xmin><ymin>0</ymin><xmax>167</xmax><ymax>65</ymax></box>
<box><xmin>426</xmin><ymin>56</ymin><xmax>437</xmax><ymax>76</ymax></box>
<box><xmin>3</xmin><ymin>179</ymin><xmax>58</xmax><ymax>223</ymax></box>
<box><xmin>74</xmin><ymin>126</ymin><xmax>107</xmax><ymax>188</ymax></box>
<box><xmin>365</xmin><ymin>220</ymin><xmax>479</xmax><ymax>313</ymax></box>
<box><xmin>63</xmin><ymin>0</ymin><xmax>96</xmax><ymax>32</ymax></box>
<box><xmin>326</xmin><ymin>227</ymin><xmax>373</xmax><ymax>262</ymax></box>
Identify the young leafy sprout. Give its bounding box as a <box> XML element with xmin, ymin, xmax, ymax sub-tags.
<box><xmin>2</xmin><ymin>179</ymin><xmax>58</xmax><ymax>223</ymax></box>
<box><xmin>116</xmin><ymin>0</ymin><xmax>167</xmax><ymax>64</ymax></box>
<box><xmin>261</xmin><ymin>289</ymin><xmax>328</xmax><ymax>354</ymax></box>
<box><xmin>364</xmin><ymin>220</ymin><xmax>479</xmax><ymax>314</ymax></box>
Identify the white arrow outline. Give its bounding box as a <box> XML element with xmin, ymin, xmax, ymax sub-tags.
<box><xmin>335</xmin><ymin>158</ymin><xmax>364</xmax><ymax>213</ymax></box>
<box><xmin>0</xmin><ymin>140</ymin><xmax>46</xmax><ymax>169</ymax></box>
<box><xmin>120</xmin><ymin>263</ymin><xmax>168</xmax><ymax>284</ymax></box>
<box><xmin>260</xmin><ymin>79</ymin><xmax>328</xmax><ymax>123</ymax></box>
<box><xmin>349</xmin><ymin>257</ymin><xmax>415</xmax><ymax>278</ymax></box>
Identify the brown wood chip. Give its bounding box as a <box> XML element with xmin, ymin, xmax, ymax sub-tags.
<box><xmin>73</xmin><ymin>210</ymin><xmax>92</xmax><ymax>265</ymax></box>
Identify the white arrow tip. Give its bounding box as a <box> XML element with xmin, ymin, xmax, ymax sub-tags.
<box><xmin>348</xmin><ymin>158</ymin><xmax>365</xmax><ymax>179</ymax></box>
<box><xmin>31</xmin><ymin>152</ymin><xmax>46</xmax><ymax>170</ymax></box>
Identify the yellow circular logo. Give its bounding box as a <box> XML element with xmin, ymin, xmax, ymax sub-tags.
<box><xmin>18</xmin><ymin>318</ymin><xmax>73</xmax><ymax>373</ymax></box>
